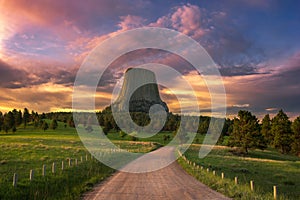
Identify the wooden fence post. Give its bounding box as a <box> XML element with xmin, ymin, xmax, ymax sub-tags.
<box><xmin>13</xmin><ymin>173</ymin><xmax>17</xmax><ymax>187</ymax></box>
<box><xmin>62</xmin><ymin>161</ymin><xmax>64</xmax><ymax>171</ymax></box>
<box><xmin>81</xmin><ymin>156</ymin><xmax>83</xmax><ymax>162</ymax></box>
<box><xmin>75</xmin><ymin>158</ymin><xmax>78</xmax><ymax>166</ymax></box>
<box><xmin>273</xmin><ymin>186</ymin><xmax>277</xmax><ymax>200</ymax></box>
<box><xmin>69</xmin><ymin>158</ymin><xmax>72</xmax><ymax>167</ymax></box>
<box><xmin>52</xmin><ymin>162</ymin><xmax>56</xmax><ymax>173</ymax></box>
<box><xmin>250</xmin><ymin>180</ymin><xmax>254</xmax><ymax>191</ymax></box>
<box><xmin>30</xmin><ymin>170</ymin><xmax>34</xmax><ymax>181</ymax></box>
<box><xmin>234</xmin><ymin>177</ymin><xmax>238</xmax><ymax>184</ymax></box>
<box><xmin>42</xmin><ymin>164</ymin><xmax>46</xmax><ymax>176</ymax></box>
<box><xmin>221</xmin><ymin>172</ymin><xmax>224</xmax><ymax>179</ymax></box>
<box><xmin>206</xmin><ymin>168</ymin><xmax>209</xmax><ymax>172</ymax></box>
<box><xmin>213</xmin><ymin>170</ymin><xmax>216</xmax><ymax>175</ymax></box>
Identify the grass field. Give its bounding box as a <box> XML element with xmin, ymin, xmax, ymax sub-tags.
<box><xmin>180</xmin><ymin>144</ymin><xmax>300</xmax><ymax>200</ymax></box>
<box><xmin>1</xmin><ymin>124</ymin><xmax>299</xmax><ymax>199</ymax></box>
<box><xmin>106</xmin><ymin>130</ymin><xmax>206</xmax><ymax>145</ymax></box>
<box><xmin>0</xmin><ymin>122</ymin><xmax>157</xmax><ymax>199</ymax></box>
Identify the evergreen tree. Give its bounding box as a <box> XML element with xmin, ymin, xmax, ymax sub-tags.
<box><xmin>291</xmin><ymin>116</ymin><xmax>300</xmax><ymax>156</ymax></box>
<box><xmin>3</xmin><ymin>112</ymin><xmax>15</xmax><ymax>132</ymax></box>
<box><xmin>50</xmin><ymin>119</ymin><xmax>58</xmax><ymax>130</ymax></box>
<box><xmin>17</xmin><ymin>110</ymin><xmax>23</xmax><ymax>126</ymax></box>
<box><xmin>271</xmin><ymin>109</ymin><xmax>293</xmax><ymax>154</ymax></box>
<box><xmin>7</xmin><ymin>111</ymin><xmax>15</xmax><ymax>129</ymax></box>
<box><xmin>0</xmin><ymin>112</ymin><xmax>3</xmax><ymax>131</ymax></box>
<box><xmin>228</xmin><ymin>110</ymin><xmax>266</xmax><ymax>154</ymax></box>
<box><xmin>197</xmin><ymin>117</ymin><xmax>210</xmax><ymax>134</ymax></box>
<box><xmin>12</xmin><ymin>109</ymin><xmax>22</xmax><ymax>126</ymax></box>
<box><xmin>23</xmin><ymin>108</ymin><xmax>30</xmax><ymax>128</ymax></box>
<box><xmin>42</xmin><ymin>121</ymin><xmax>49</xmax><ymax>131</ymax></box>
<box><xmin>12</xmin><ymin>126</ymin><xmax>17</xmax><ymax>133</ymax></box>
<box><xmin>68</xmin><ymin>116</ymin><xmax>75</xmax><ymax>128</ymax></box>
<box><xmin>261</xmin><ymin>114</ymin><xmax>273</xmax><ymax>145</ymax></box>
<box><xmin>33</xmin><ymin>113</ymin><xmax>40</xmax><ymax>128</ymax></box>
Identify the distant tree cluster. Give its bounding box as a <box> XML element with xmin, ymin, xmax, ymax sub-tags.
<box><xmin>0</xmin><ymin>108</ymin><xmax>76</xmax><ymax>133</ymax></box>
<box><xmin>96</xmin><ymin>106</ymin><xmax>222</xmax><ymax>136</ymax></box>
<box><xmin>227</xmin><ymin>109</ymin><xmax>300</xmax><ymax>156</ymax></box>
<box><xmin>0</xmin><ymin>109</ymin><xmax>22</xmax><ymax>133</ymax></box>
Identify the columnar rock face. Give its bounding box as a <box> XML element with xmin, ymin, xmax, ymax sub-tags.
<box><xmin>112</xmin><ymin>68</ymin><xmax>169</xmax><ymax>113</ymax></box>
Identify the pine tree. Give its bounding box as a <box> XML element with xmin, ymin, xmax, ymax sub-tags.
<box><xmin>23</xmin><ymin>108</ymin><xmax>30</xmax><ymax>128</ymax></box>
<box><xmin>271</xmin><ymin>109</ymin><xmax>293</xmax><ymax>154</ymax></box>
<box><xmin>0</xmin><ymin>112</ymin><xmax>3</xmax><ymax>132</ymax></box>
<box><xmin>12</xmin><ymin>109</ymin><xmax>22</xmax><ymax>127</ymax></box>
<box><xmin>68</xmin><ymin>116</ymin><xmax>75</xmax><ymax>128</ymax></box>
<box><xmin>50</xmin><ymin>119</ymin><xmax>58</xmax><ymax>130</ymax></box>
<box><xmin>42</xmin><ymin>121</ymin><xmax>49</xmax><ymax>131</ymax></box>
<box><xmin>17</xmin><ymin>110</ymin><xmax>23</xmax><ymax>126</ymax></box>
<box><xmin>291</xmin><ymin>116</ymin><xmax>300</xmax><ymax>156</ymax></box>
<box><xmin>261</xmin><ymin>114</ymin><xmax>273</xmax><ymax>145</ymax></box>
<box><xmin>228</xmin><ymin>110</ymin><xmax>265</xmax><ymax>154</ymax></box>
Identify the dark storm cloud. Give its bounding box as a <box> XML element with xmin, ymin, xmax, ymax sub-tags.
<box><xmin>199</xmin><ymin>11</ymin><xmax>266</xmax><ymax>77</ymax></box>
<box><xmin>0</xmin><ymin>59</ymin><xmax>29</xmax><ymax>88</ymax></box>
<box><xmin>255</xmin><ymin>70</ymin><xmax>300</xmax><ymax>114</ymax></box>
<box><xmin>225</xmin><ymin>52</ymin><xmax>300</xmax><ymax>118</ymax></box>
<box><xmin>34</xmin><ymin>67</ymin><xmax>77</xmax><ymax>87</ymax></box>
<box><xmin>0</xmin><ymin>59</ymin><xmax>77</xmax><ymax>89</ymax></box>
<box><xmin>219</xmin><ymin>65</ymin><xmax>267</xmax><ymax>76</ymax></box>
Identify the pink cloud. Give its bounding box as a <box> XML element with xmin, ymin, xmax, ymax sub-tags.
<box><xmin>67</xmin><ymin>15</ymin><xmax>147</xmax><ymax>63</ymax></box>
<box><xmin>0</xmin><ymin>0</ymin><xmax>151</xmax><ymax>61</ymax></box>
<box><xmin>150</xmin><ymin>4</ymin><xmax>205</xmax><ymax>39</ymax></box>
<box><xmin>72</xmin><ymin>3</ymin><xmax>206</xmax><ymax>62</ymax></box>
<box><xmin>118</xmin><ymin>15</ymin><xmax>146</xmax><ymax>31</ymax></box>
<box><xmin>170</xmin><ymin>4</ymin><xmax>204</xmax><ymax>38</ymax></box>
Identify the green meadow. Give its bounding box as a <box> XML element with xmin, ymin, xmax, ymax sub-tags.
<box><xmin>1</xmin><ymin>123</ymin><xmax>299</xmax><ymax>199</ymax></box>
<box><xmin>0</xmin><ymin>122</ymin><xmax>158</xmax><ymax>199</ymax></box>
<box><xmin>180</xmin><ymin>144</ymin><xmax>300</xmax><ymax>200</ymax></box>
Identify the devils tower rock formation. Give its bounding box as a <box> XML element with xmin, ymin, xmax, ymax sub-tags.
<box><xmin>112</xmin><ymin>68</ymin><xmax>169</xmax><ymax>113</ymax></box>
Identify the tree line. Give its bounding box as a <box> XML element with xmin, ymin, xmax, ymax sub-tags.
<box><xmin>96</xmin><ymin>107</ymin><xmax>299</xmax><ymax>156</ymax></box>
<box><xmin>226</xmin><ymin>109</ymin><xmax>300</xmax><ymax>156</ymax></box>
<box><xmin>0</xmin><ymin>108</ymin><xmax>73</xmax><ymax>133</ymax></box>
<box><xmin>1</xmin><ymin>107</ymin><xmax>299</xmax><ymax>156</ymax></box>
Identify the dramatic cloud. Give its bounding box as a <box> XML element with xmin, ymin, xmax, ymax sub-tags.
<box><xmin>224</xmin><ymin>52</ymin><xmax>300</xmax><ymax>119</ymax></box>
<box><xmin>0</xmin><ymin>58</ymin><xmax>77</xmax><ymax>89</ymax></box>
<box><xmin>150</xmin><ymin>4</ymin><xmax>205</xmax><ymax>39</ymax></box>
<box><xmin>118</xmin><ymin>15</ymin><xmax>146</xmax><ymax>31</ymax></box>
<box><xmin>0</xmin><ymin>1</ymin><xmax>299</xmax><ymax>118</ymax></box>
<box><xmin>0</xmin><ymin>83</ymin><xmax>72</xmax><ymax>113</ymax></box>
<box><xmin>0</xmin><ymin>59</ymin><xmax>28</xmax><ymax>88</ymax></box>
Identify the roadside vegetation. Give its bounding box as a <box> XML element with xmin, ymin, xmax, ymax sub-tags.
<box><xmin>179</xmin><ymin>145</ymin><xmax>300</xmax><ymax>199</ymax></box>
<box><xmin>0</xmin><ymin>116</ymin><xmax>157</xmax><ymax>199</ymax></box>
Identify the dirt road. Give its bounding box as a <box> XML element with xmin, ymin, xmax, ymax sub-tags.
<box><xmin>83</xmin><ymin>146</ymin><xmax>230</xmax><ymax>200</ymax></box>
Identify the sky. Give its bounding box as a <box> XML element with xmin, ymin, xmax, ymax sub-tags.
<box><xmin>0</xmin><ymin>0</ymin><xmax>299</xmax><ymax>119</ymax></box>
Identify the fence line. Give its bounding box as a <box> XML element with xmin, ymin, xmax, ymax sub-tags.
<box><xmin>11</xmin><ymin>148</ymin><xmax>141</xmax><ymax>188</ymax></box>
<box><xmin>177</xmin><ymin>150</ymin><xmax>278</xmax><ymax>199</ymax></box>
